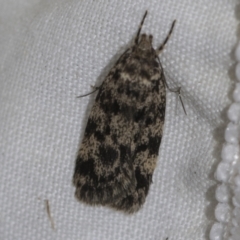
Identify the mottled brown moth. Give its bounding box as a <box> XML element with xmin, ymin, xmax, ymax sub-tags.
<box><xmin>73</xmin><ymin>11</ymin><xmax>180</xmax><ymax>213</ymax></box>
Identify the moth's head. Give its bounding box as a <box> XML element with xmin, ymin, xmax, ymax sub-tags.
<box><xmin>138</xmin><ymin>34</ymin><xmax>153</xmax><ymax>51</ymax></box>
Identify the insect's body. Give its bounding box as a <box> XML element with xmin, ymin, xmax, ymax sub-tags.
<box><xmin>74</xmin><ymin>11</ymin><xmax>176</xmax><ymax>213</ymax></box>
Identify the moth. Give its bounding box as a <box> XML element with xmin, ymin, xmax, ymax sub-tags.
<box><xmin>73</xmin><ymin>11</ymin><xmax>180</xmax><ymax>213</ymax></box>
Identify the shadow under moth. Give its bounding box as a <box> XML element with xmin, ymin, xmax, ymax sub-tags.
<box><xmin>73</xmin><ymin>11</ymin><xmax>180</xmax><ymax>213</ymax></box>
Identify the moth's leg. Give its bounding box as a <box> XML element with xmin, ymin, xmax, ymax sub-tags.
<box><xmin>167</xmin><ymin>86</ymin><xmax>186</xmax><ymax>115</ymax></box>
<box><xmin>156</xmin><ymin>20</ymin><xmax>186</xmax><ymax>114</ymax></box>
<box><xmin>156</xmin><ymin>20</ymin><xmax>176</xmax><ymax>55</ymax></box>
<box><xmin>135</xmin><ymin>11</ymin><xmax>148</xmax><ymax>44</ymax></box>
<box><xmin>158</xmin><ymin>62</ymin><xmax>186</xmax><ymax>115</ymax></box>
<box><xmin>76</xmin><ymin>86</ymin><xmax>101</xmax><ymax>98</ymax></box>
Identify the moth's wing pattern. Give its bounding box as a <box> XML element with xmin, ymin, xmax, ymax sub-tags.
<box><xmin>73</xmin><ymin>50</ymin><xmax>138</xmax><ymax>205</ymax></box>
<box><xmin>73</xmin><ymin>10</ymin><xmax>176</xmax><ymax>213</ymax></box>
<box><xmin>110</xmin><ymin>54</ymin><xmax>166</xmax><ymax>213</ymax></box>
<box><xmin>74</xmin><ymin>47</ymin><xmax>166</xmax><ymax>213</ymax></box>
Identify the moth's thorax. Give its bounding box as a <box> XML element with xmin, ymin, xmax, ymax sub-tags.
<box><xmin>122</xmin><ymin>33</ymin><xmax>160</xmax><ymax>87</ymax></box>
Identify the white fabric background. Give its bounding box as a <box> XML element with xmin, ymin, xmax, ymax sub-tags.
<box><xmin>0</xmin><ymin>0</ymin><xmax>238</xmax><ymax>239</ymax></box>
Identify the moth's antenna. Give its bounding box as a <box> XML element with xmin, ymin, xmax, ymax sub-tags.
<box><xmin>157</xmin><ymin>20</ymin><xmax>176</xmax><ymax>55</ymax></box>
<box><xmin>135</xmin><ymin>10</ymin><xmax>148</xmax><ymax>44</ymax></box>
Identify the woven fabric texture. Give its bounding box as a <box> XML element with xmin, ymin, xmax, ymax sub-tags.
<box><xmin>0</xmin><ymin>0</ymin><xmax>238</xmax><ymax>239</ymax></box>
